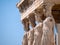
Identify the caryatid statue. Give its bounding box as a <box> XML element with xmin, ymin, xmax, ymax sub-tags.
<box><xmin>22</xmin><ymin>32</ymin><xmax>28</xmax><ymax>45</ymax></box>
<box><xmin>22</xmin><ymin>18</ymin><xmax>30</xmax><ymax>31</ymax></box>
<box><xmin>34</xmin><ymin>8</ymin><xmax>46</xmax><ymax>23</ymax></box>
<box><xmin>33</xmin><ymin>23</ymin><xmax>43</xmax><ymax>45</ymax></box>
<box><xmin>27</xmin><ymin>29</ymin><xmax>34</xmax><ymax>45</ymax></box>
<box><xmin>28</xmin><ymin>13</ymin><xmax>36</xmax><ymax>28</ymax></box>
<box><xmin>41</xmin><ymin>17</ymin><xmax>55</xmax><ymax>45</ymax></box>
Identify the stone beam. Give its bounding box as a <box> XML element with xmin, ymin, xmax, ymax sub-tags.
<box><xmin>21</xmin><ymin>0</ymin><xmax>43</xmax><ymax>20</ymax></box>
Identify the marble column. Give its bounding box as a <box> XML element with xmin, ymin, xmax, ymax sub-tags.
<box><xmin>27</xmin><ymin>29</ymin><xmax>34</xmax><ymax>45</ymax></box>
<box><xmin>22</xmin><ymin>32</ymin><xmax>28</xmax><ymax>45</ymax></box>
<box><xmin>22</xmin><ymin>18</ymin><xmax>30</xmax><ymax>31</ymax></box>
<box><xmin>41</xmin><ymin>17</ymin><xmax>55</xmax><ymax>45</ymax></box>
<box><xmin>33</xmin><ymin>23</ymin><xmax>43</xmax><ymax>45</ymax></box>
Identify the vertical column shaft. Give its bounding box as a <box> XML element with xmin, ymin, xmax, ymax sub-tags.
<box><xmin>33</xmin><ymin>23</ymin><xmax>43</xmax><ymax>45</ymax></box>
<box><xmin>41</xmin><ymin>17</ymin><xmax>55</xmax><ymax>45</ymax></box>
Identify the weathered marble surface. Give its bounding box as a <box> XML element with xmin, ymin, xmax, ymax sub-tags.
<box><xmin>33</xmin><ymin>23</ymin><xmax>43</xmax><ymax>45</ymax></box>
<box><xmin>22</xmin><ymin>17</ymin><xmax>55</xmax><ymax>45</ymax></box>
<box><xmin>28</xmin><ymin>14</ymin><xmax>36</xmax><ymax>28</ymax></box>
<box><xmin>22</xmin><ymin>18</ymin><xmax>30</xmax><ymax>31</ymax></box>
<box><xmin>41</xmin><ymin>17</ymin><xmax>55</xmax><ymax>45</ymax></box>
<box><xmin>27</xmin><ymin>29</ymin><xmax>34</xmax><ymax>45</ymax></box>
<box><xmin>22</xmin><ymin>32</ymin><xmax>28</xmax><ymax>45</ymax></box>
<box><xmin>17</xmin><ymin>0</ymin><xmax>60</xmax><ymax>45</ymax></box>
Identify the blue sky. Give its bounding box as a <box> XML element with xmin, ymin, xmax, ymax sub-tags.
<box><xmin>0</xmin><ymin>0</ymin><xmax>24</xmax><ymax>45</ymax></box>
